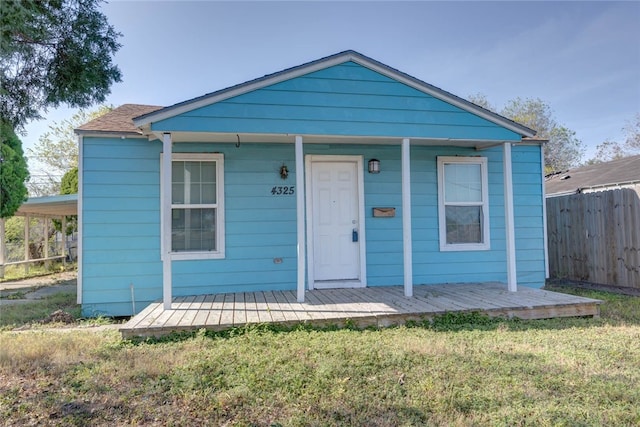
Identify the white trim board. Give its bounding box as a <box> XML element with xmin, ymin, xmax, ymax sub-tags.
<box><xmin>77</xmin><ymin>135</ymin><xmax>83</xmax><ymax>305</ymax></box>
<box><xmin>437</xmin><ymin>156</ymin><xmax>491</xmax><ymax>252</ymax></box>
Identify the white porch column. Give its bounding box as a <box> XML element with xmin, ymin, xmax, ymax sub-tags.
<box><xmin>401</xmin><ymin>138</ymin><xmax>413</xmax><ymax>297</ymax></box>
<box><xmin>44</xmin><ymin>217</ymin><xmax>50</xmax><ymax>269</ymax></box>
<box><xmin>24</xmin><ymin>214</ymin><xmax>30</xmax><ymax>274</ymax></box>
<box><xmin>503</xmin><ymin>142</ymin><xmax>517</xmax><ymax>292</ymax></box>
<box><xmin>295</xmin><ymin>135</ymin><xmax>306</xmax><ymax>302</ymax></box>
<box><xmin>77</xmin><ymin>134</ymin><xmax>83</xmax><ymax>304</ymax></box>
<box><xmin>61</xmin><ymin>216</ymin><xmax>67</xmax><ymax>269</ymax></box>
<box><xmin>162</xmin><ymin>133</ymin><xmax>173</xmax><ymax>309</ymax></box>
<box><xmin>0</xmin><ymin>218</ymin><xmax>5</xmax><ymax>278</ymax></box>
<box><xmin>541</xmin><ymin>146</ymin><xmax>550</xmax><ymax>279</ymax></box>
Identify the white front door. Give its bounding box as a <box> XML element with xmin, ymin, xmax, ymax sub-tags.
<box><xmin>307</xmin><ymin>156</ymin><xmax>365</xmax><ymax>288</ymax></box>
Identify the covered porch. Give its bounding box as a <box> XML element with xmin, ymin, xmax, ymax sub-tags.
<box><xmin>0</xmin><ymin>194</ymin><xmax>78</xmax><ymax>278</ymax></box>
<box><xmin>120</xmin><ymin>282</ymin><xmax>601</xmax><ymax>339</ymax></box>
<box><xmin>152</xmin><ymin>132</ymin><xmax>527</xmax><ymax>308</ymax></box>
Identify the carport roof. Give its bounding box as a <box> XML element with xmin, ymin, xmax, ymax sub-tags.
<box><xmin>15</xmin><ymin>194</ymin><xmax>78</xmax><ymax>217</ymax></box>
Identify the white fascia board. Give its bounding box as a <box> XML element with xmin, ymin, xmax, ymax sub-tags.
<box><xmin>73</xmin><ymin>131</ymin><xmax>148</xmax><ymax>139</ymax></box>
<box><xmin>147</xmin><ymin>130</ymin><xmax>522</xmax><ymax>147</ymax></box>
<box><xmin>133</xmin><ymin>51</ymin><xmax>535</xmax><ymax>138</ymax></box>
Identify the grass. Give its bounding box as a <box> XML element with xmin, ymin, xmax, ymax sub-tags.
<box><xmin>0</xmin><ymin>291</ymin><xmax>81</xmax><ymax>331</ymax></box>
<box><xmin>0</xmin><ymin>285</ymin><xmax>639</xmax><ymax>426</ymax></box>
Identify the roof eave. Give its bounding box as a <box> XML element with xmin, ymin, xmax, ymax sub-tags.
<box><xmin>74</xmin><ymin>129</ymin><xmax>148</xmax><ymax>138</ymax></box>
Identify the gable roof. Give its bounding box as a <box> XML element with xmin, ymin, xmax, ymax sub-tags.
<box><xmin>545</xmin><ymin>155</ymin><xmax>640</xmax><ymax>196</ymax></box>
<box><xmin>75</xmin><ymin>104</ymin><xmax>163</xmax><ymax>135</ymax></box>
<box><xmin>133</xmin><ymin>50</ymin><xmax>536</xmax><ymax>138</ymax></box>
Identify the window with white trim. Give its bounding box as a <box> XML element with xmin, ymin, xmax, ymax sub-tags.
<box><xmin>165</xmin><ymin>153</ymin><xmax>224</xmax><ymax>259</ymax></box>
<box><xmin>437</xmin><ymin>156</ymin><xmax>490</xmax><ymax>251</ymax></box>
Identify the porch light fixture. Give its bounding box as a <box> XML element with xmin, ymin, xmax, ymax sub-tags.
<box><xmin>368</xmin><ymin>158</ymin><xmax>380</xmax><ymax>174</ymax></box>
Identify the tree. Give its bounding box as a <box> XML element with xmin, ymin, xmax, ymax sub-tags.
<box><xmin>501</xmin><ymin>98</ymin><xmax>584</xmax><ymax>173</ymax></box>
<box><xmin>586</xmin><ymin>113</ymin><xmax>640</xmax><ymax>164</ymax></box>
<box><xmin>56</xmin><ymin>166</ymin><xmax>78</xmax><ymax>235</ymax></box>
<box><xmin>467</xmin><ymin>93</ymin><xmax>497</xmax><ymax>113</ymax></box>
<box><xmin>0</xmin><ymin>120</ymin><xmax>29</xmax><ymax>218</ymax></box>
<box><xmin>0</xmin><ymin>0</ymin><xmax>122</xmax><ymax>130</ymax></box>
<box><xmin>60</xmin><ymin>167</ymin><xmax>78</xmax><ymax>195</ymax></box>
<box><xmin>27</xmin><ymin>105</ymin><xmax>111</xmax><ymax>195</ymax></box>
<box><xmin>623</xmin><ymin>113</ymin><xmax>640</xmax><ymax>152</ymax></box>
<box><xmin>590</xmin><ymin>140</ymin><xmax>627</xmax><ymax>164</ymax></box>
<box><xmin>467</xmin><ymin>95</ymin><xmax>584</xmax><ymax>172</ymax></box>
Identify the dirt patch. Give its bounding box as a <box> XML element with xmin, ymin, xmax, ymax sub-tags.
<box><xmin>40</xmin><ymin>310</ymin><xmax>76</xmax><ymax>324</ymax></box>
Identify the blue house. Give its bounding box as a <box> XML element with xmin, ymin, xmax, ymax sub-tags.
<box><xmin>75</xmin><ymin>51</ymin><xmax>547</xmax><ymax>317</ymax></box>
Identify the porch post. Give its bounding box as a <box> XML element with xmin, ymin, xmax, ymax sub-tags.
<box><xmin>44</xmin><ymin>216</ymin><xmax>50</xmax><ymax>269</ymax></box>
<box><xmin>24</xmin><ymin>214</ymin><xmax>30</xmax><ymax>274</ymax></box>
<box><xmin>162</xmin><ymin>132</ymin><xmax>173</xmax><ymax>309</ymax></box>
<box><xmin>541</xmin><ymin>146</ymin><xmax>550</xmax><ymax>279</ymax></box>
<box><xmin>61</xmin><ymin>216</ymin><xmax>67</xmax><ymax>269</ymax></box>
<box><xmin>503</xmin><ymin>142</ymin><xmax>517</xmax><ymax>292</ymax></box>
<box><xmin>0</xmin><ymin>218</ymin><xmax>5</xmax><ymax>278</ymax></box>
<box><xmin>401</xmin><ymin>138</ymin><xmax>413</xmax><ymax>297</ymax></box>
<box><xmin>295</xmin><ymin>135</ymin><xmax>306</xmax><ymax>302</ymax></box>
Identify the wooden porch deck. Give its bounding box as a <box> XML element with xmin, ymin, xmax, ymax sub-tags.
<box><xmin>120</xmin><ymin>283</ymin><xmax>602</xmax><ymax>338</ymax></box>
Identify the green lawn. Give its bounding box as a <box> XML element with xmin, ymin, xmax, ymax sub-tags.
<box><xmin>1</xmin><ymin>285</ymin><xmax>639</xmax><ymax>426</ymax></box>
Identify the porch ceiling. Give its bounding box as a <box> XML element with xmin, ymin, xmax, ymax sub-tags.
<box><xmin>15</xmin><ymin>194</ymin><xmax>78</xmax><ymax>217</ymax></box>
<box><xmin>150</xmin><ymin>131</ymin><xmax>521</xmax><ymax>149</ymax></box>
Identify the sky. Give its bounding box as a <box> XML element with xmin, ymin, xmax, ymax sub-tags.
<box><xmin>23</xmin><ymin>0</ymin><xmax>640</xmax><ymax>177</ymax></box>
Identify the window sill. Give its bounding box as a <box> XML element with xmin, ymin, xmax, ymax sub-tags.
<box><xmin>439</xmin><ymin>243</ymin><xmax>490</xmax><ymax>252</ymax></box>
<box><xmin>169</xmin><ymin>251</ymin><xmax>225</xmax><ymax>261</ymax></box>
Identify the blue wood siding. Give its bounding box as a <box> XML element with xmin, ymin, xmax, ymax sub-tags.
<box><xmin>82</xmin><ymin>135</ymin><xmax>545</xmax><ymax>316</ymax></box>
<box><xmin>81</xmin><ymin>60</ymin><xmax>543</xmax><ymax>316</ymax></box>
<box><xmin>82</xmin><ymin>137</ymin><xmax>163</xmax><ymax>317</ymax></box>
<box><xmin>511</xmin><ymin>145</ymin><xmax>546</xmax><ymax>288</ymax></box>
<box><xmin>151</xmin><ymin>62</ymin><xmax>521</xmax><ymax>141</ymax></box>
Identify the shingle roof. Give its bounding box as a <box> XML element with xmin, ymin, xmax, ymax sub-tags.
<box><xmin>545</xmin><ymin>155</ymin><xmax>640</xmax><ymax>195</ymax></box>
<box><xmin>75</xmin><ymin>104</ymin><xmax>163</xmax><ymax>135</ymax></box>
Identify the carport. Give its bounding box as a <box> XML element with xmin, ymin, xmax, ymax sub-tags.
<box><xmin>0</xmin><ymin>194</ymin><xmax>78</xmax><ymax>278</ymax></box>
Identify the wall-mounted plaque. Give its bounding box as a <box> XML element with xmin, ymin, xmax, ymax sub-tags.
<box><xmin>372</xmin><ymin>207</ymin><xmax>395</xmax><ymax>217</ymax></box>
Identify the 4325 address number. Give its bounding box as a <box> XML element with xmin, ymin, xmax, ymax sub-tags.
<box><xmin>271</xmin><ymin>186</ymin><xmax>295</xmax><ymax>195</ymax></box>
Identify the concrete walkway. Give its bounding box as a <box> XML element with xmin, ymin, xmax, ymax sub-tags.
<box><xmin>0</xmin><ymin>271</ymin><xmax>77</xmax><ymax>306</ymax></box>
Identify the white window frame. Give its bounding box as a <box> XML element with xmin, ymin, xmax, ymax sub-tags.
<box><xmin>161</xmin><ymin>152</ymin><xmax>225</xmax><ymax>260</ymax></box>
<box><xmin>437</xmin><ymin>156</ymin><xmax>490</xmax><ymax>251</ymax></box>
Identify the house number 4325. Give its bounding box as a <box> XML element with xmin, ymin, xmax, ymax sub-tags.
<box><xmin>271</xmin><ymin>186</ymin><xmax>295</xmax><ymax>195</ymax></box>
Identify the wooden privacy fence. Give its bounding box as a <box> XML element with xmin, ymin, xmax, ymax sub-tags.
<box><xmin>546</xmin><ymin>187</ymin><xmax>640</xmax><ymax>289</ymax></box>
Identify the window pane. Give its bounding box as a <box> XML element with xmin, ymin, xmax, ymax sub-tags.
<box><xmin>172</xmin><ymin>183</ymin><xmax>184</xmax><ymax>204</ymax></box>
<box><xmin>444</xmin><ymin>163</ymin><xmax>482</xmax><ymax>203</ymax></box>
<box><xmin>172</xmin><ymin>161</ymin><xmax>185</xmax><ymax>183</ymax></box>
<box><xmin>171</xmin><ymin>208</ymin><xmax>216</xmax><ymax>252</ymax></box>
<box><xmin>190</xmin><ymin>182</ymin><xmax>201</xmax><ymax>204</ymax></box>
<box><xmin>172</xmin><ymin>160</ymin><xmax>216</xmax><ymax>205</ymax></box>
<box><xmin>201</xmin><ymin>183</ymin><xmax>216</xmax><ymax>204</ymax></box>
<box><xmin>201</xmin><ymin>162</ymin><xmax>216</xmax><ymax>183</ymax></box>
<box><xmin>446</xmin><ymin>205</ymin><xmax>482</xmax><ymax>244</ymax></box>
<box><xmin>185</xmin><ymin>161</ymin><xmax>201</xmax><ymax>183</ymax></box>
<box><xmin>201</xmin><ymin>162</ymin><xmax>216</xmax><ymax>204</ymax></box>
